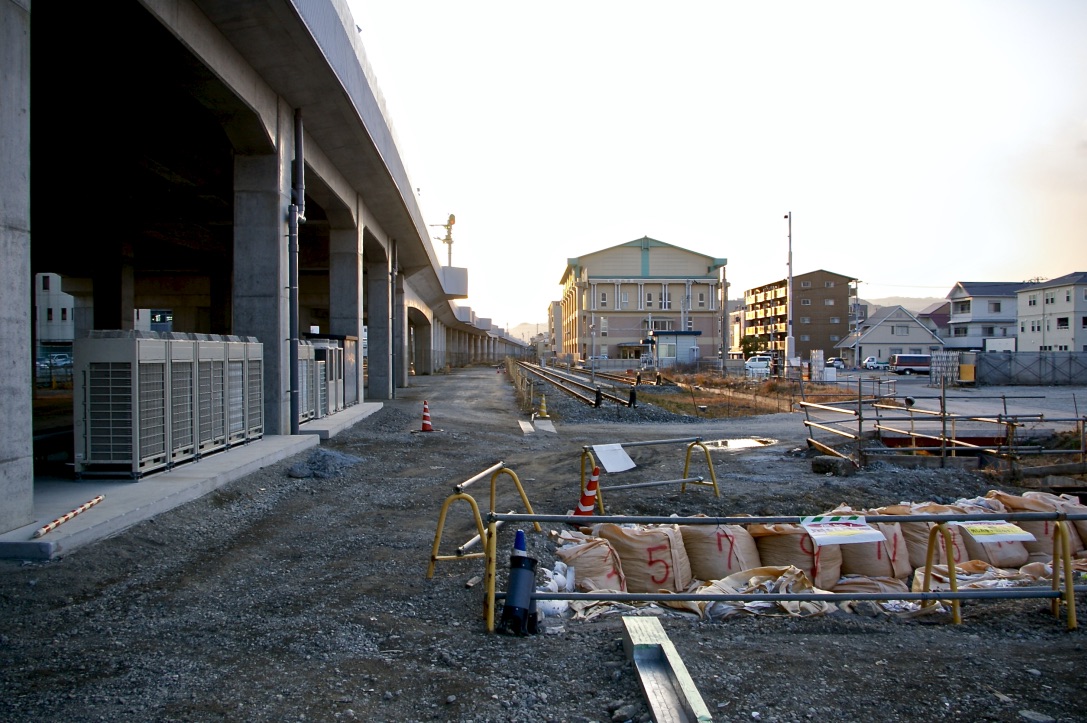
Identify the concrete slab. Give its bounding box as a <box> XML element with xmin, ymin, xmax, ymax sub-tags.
<box><xmin>3</xmin><ymin>402</ymin><xmax>382</xmax><ymax>560</ymax></box>
<box><xmin>518</xmin><ymin>420</ymin><xmax>535</xmax><ymax>434</ymax></box>
<box><xmin>535</xmin><ymin>420</ymin><xmax>557</xmax><ymax>434</ymax></box>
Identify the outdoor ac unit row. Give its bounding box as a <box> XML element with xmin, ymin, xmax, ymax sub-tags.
<box><xmin>74</xmin><ymin>331</ymin><xmax>263</xmax><ymax>478</ymax></box>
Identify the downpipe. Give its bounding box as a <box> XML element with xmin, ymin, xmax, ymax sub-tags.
<box><xmin>289</xmin><ymin>108</ymin><xmax>306</xmax><ymax>435</ymax></box>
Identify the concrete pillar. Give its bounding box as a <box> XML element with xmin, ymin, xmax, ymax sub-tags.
<box><xmin>365</xmin><ymin>256</ymin><xmax>392</xmax><ymax>399</ymax></box>
<box><xmin>231</xmin><ymin>106</ymin><xmax>292</xmax><ymax>434</ymax></box>
<box><xmin>0</xmin><ymin>0</ymin><xmax>32</xmax><ymax>534</ymax></box>
<box><xmin>330</xmin><ymin>226</ymin><xmax>363</xmax><ymax>403</ymax></box>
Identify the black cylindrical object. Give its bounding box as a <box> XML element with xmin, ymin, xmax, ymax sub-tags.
<box><xmin>629</xmin><ymin>388</ymin><xmax>637</xmax><ymax>408</ymax></box>
<box><xmin>499</xmin><ymin>554</ymin><xmax>538</xmax><ymax>635</ymax></box>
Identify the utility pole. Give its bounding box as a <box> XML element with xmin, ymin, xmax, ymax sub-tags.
<box><xmin>784</xmin><ymin>212</ymin><xmax>794</xmax><ymax>375</ymax></box>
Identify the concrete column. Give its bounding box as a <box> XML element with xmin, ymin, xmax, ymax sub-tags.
<box><xmin>231</xmin><ymin>110</ymin><xmax>292</xmax><ymax>434</ymax></box>
<box><xmin>0</xmin><ymin>0</ymin><xmax>32</xmax><ymax>534</ymax></box>
<box><xmin>365</xmin><ymin>256</ymin><xmax>392</xmax><ymax>399</ymax></box>
<box><xmin>330</xmin><ymin>226</ymin><xmax>362</xmax><ymax>403</ymax></box>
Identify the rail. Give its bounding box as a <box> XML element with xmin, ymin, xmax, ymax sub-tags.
<box><xmin>515</xmin><ymin>361</ymin><xmax>635</xmax><ymax>408</ymax></box>
<box><xmin>482</xmin><ymin>511</ymin><xmax>1085</xmax><ymax>633</ymax></box>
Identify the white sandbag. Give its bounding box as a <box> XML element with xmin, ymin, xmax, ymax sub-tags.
<box><xmin>593</xmin><ymin>523</ymin><xmax>692</xmax><ymax>593</ymax></box>
<box><xmin>680</xmin><ymin>520</ymin><xmax>761</xmax><ymax>581</ymax></box>
<box><xmin>748</xmin><ymin>523</ymin><xmax>842</xmax><ymax>590</ymax></box>
<box><xmin>555</xmin><ymin>537</ymin><xmax>626</xmax><ymax>592</ymax></box>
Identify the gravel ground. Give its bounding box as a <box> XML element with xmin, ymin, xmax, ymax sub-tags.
<box><xmin>1</xmin><ymin>366</ymin><xmax>1085</xmax><ymax>723</ymax></box>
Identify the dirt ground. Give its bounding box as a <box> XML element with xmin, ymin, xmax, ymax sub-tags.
<box><xmin>2</xmin><ymin>366</ymin><xmax>1085</xmax><ymax>723</ymax></box>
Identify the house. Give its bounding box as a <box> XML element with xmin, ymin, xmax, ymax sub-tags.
<box><xmin>1015</xmin><ymin>272</ymin><xmax>1087</xmax><ymax>352</ymax></box>
<box><xmin>917</xmin><ymin>301</ymin><xmax>951</xmax><ymax>340</ymax></box>
<box><xmin>945</xmin><ymin>282</ymin><xmax>1021</xmax><ymax>351</ymax></box>
<box><xmin>742</xmin><ymin>269</ymin><xmax>854</xmax><ymax>362</ymax></box>
<box><xmin>835</xmin><ymin>305</ymin><xmax>945</xmax><ymax>367</ymax></box>
<box><xmin>557</xmin><ymin>237</ymin><xmax>727</xmax><ymax>368</ymax></box>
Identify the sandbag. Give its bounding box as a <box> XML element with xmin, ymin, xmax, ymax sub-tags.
<box><xmin>680</xmin><ymin>520</ymin><xmax>761</xmax><ymax>581</ymax></box>
<box><xmin>953</xmin><ymin>501</ymin><xmax>1030</xmax><ymax>569</ymax></box>
<box><xmin>593</xmin><ymin>523</ymin><xmax>692</xmax><ymax>593</ymax></box>
<box><xmin>555</xmin><ymin>536</ymin><xmax>627</xmax><ymax>592</ymax></box>
<box><xmin>832</xmin><ymin>575</ymin><xmax>911</xmax><ymax>594</ymax></box>
<box><xmin>986</xmin><ymin>490</ymin><xmax>1085</xmax><ymax>562</ymax></box>
<box><xmin>1023</xmin><ymin>491</ymin><xmax>1087</xmax><ymax>546</ymax></box>
<box><xmin>748</xmin><ymin>523</ymin><xmax>842</xmax><ymax>590</ymax></box>
<box><xmin>838</xmin><ymin>521</ymin><xmax>912</xmax><ymax>580</ymax></box>
<box><xmin>875</xmin><ymin>503</ymin><xmax>970</xmax><ymax>569</ymax></box>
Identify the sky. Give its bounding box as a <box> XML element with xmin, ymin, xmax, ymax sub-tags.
<box><xmin>348</xmin><ymin>0</ymin><xmax>1087</xmax><ymax>334</ymax></box>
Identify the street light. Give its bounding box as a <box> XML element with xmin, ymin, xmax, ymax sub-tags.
<box><xmin>784</xmin><ymin>212</ymin><xmax>794</xmax><ymax>376</ymax></box>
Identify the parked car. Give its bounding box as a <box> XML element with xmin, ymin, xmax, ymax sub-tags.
<box><xmin>825</xmin><ymin>357</ymin><xmax>846</xmax><ymax>369</ymax></box>
<box><xmin>862</xmin><ymin>356</ymin><xmax>889</xmax><ymax>370</ymax></box>
<box><xmin>744</xmin><ymin>355</ymin><xmax>773</xmax><ymax>372</ymax></box>
<box><xmin>48</xmin><ymin>353</ymin><xmax>72</xmax><ymax>367</ymax></box>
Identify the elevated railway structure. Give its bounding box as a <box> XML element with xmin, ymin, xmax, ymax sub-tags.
<box><xmin>2</xmin><ymin>0</ymin><xmax>527</xmax><ymax>536</ymax></box>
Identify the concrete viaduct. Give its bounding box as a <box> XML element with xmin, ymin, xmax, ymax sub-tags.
<box><xmin>0</xmin><ymin>0</ymin><xmax>528</xmax><ymax>534</ymax></box>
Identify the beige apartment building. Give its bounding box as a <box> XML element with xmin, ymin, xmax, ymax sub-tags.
<box><xmin>743</xmin><ymin>269</ymin><xmax>854</xmax><ymax>361</ymax></box>
<box><xmin>557</xmin><ymin>237</ymin><xmax>727</xmax><ymax>368</ymax></box>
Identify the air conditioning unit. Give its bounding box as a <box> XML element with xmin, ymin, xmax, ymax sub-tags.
<box><xmin>74</xmin><ymin>331</ymin><xmax>264</xmax><ymax>478</ymax></box>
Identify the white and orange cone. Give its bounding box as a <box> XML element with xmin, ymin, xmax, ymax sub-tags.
<box><xmin>421</xmin><ymin>400</ymin><xmax>434</xmax><ymax>432</ymax></box>
<box><xmin>574</xmin><ymin>467</ymin><xmax>600</xmax><ymax>517</ymax></box>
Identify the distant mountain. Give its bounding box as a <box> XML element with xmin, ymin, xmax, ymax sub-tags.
<box><xmin>507</xmin><ymin>322</ymin><xmax>547</xmax><ymax>342</ymax></box>
<box><xmin>863</xmin><ymin>296</ymin><xmax>945</xmax><ymax>313</ymax></box>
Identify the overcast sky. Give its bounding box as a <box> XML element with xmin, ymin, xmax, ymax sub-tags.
<box><xmin>348</xmin><ymin>0</ymin><xmax>1087</xmax><ymax>334</ymax></box>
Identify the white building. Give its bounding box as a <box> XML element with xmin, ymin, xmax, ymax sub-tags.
<box><xmin>945</xmin><ymin>281</ymin><xmax>1021</xmax><ymax>351</ymax></box>
<box><xmin>1016</xmin><ymin>272</ymin><xmax>1087</xmax><ymax>352</ymax></box>
<box><xmin>35</xmin><ymin>272</ymin><xmax>75</xmax><ymax>352</ymax></box>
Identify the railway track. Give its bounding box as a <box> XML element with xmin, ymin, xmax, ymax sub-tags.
<box><xmin>515</xmin><ymin>362</ymin><xmax>640</xmax><ymax>408</ymax></box>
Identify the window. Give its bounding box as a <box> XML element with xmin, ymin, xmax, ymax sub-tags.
<box><xmin>1045</xmin><ymin>291</ymin><xmax>1056</xmax><ymax>305</ymax></box>
<box><xmin>953</xmin><ymin>327</ymin><xmax>968</xmax><ymax>337</ymax></box>
<box><xmin>1021</xmin><ymin>324</ymin><xmax>1025</xmax><ymax>332</ymax></box>
<box><xmin>890</xmin><ymin>347</ymin><xmax>903</xmax><ymax>355</ymax></box>
<box><xmin>686</xmin><ymin>318</ymin><xmax>693</xmax><ymax>331</ymax></box>
<box><xmin>799</xmin><ymin>334</ymin><xmax>810</xmax><ymax>341</ymax></box>
<box><xmin>824</xmin><ymin>299</ymin><xmax>835</xmax><ymax>306</ymax></box>
<box><xmin>1057</xmin><ymin>317</ymin><xmax>1069</xmax><ymax>330</ymax></box>
<box><xmin>1028</xmin><ymin>294</ymin><xmax>1038</xmax><ymax>307</ymax></box>
<box><xmin>1066</xmin><ymin>290</ymin><xmax>1072</xmax><ymax>302</ymax></box>
<box><xmin>697</xmin><ymin>292</ymin><xmax>706</xmax><ymax>308</ymax></box>
<box><xmin>982</xmin><ymin>326</ymin><xmax>995</xmax><ymax>336</ymax></box>
<box><xmin>799</xmin><ymin>317</ymin><xmax>811</xmax><ymax>324</ymax></box>
<box><xmin>661</xmin><ymin>288</ymin><xmax>671</xmax><ymax>310</ymax></box>
<box><xmin>1082</xmin><ymin>316</ymin><xmax>1087</xmax><ymax>329</ymax></box>
<box><xmin>646</xmin><ymin>292</ymin><xmax>653</xmax><ymax>306</ymax></box>
<box><xmin>954</xmin><ymin>301</ymin><xmax>971</xmax><ymax>314</ymax></box>
<box><xmin>800</xmin><ymin>281</ymin><xmax>812</xmax><ymax>288</ymax></box>
<box><xmin>600</xmin><ymin>317</ymin><xmax>608</xmax><ymax>336</ymax></box>
<box><xmin>46</xmin><ymin>308</ymin><xmax>53</xmax><ymax>321</ymax></box>
<box><xmin>829</xmin><ymin>334</ymin><xmax>840</xmax><ymax>341</ymax></box>
<box><xmin>801</xmin><ymin>298</ymin><xmax>812</xmax><ymax>306</ymax></box>
<box><xmin>892</xmin><ymin>325</ymin><xmax>909</xmax><ymax>336</ymax></box>
<box><xmin>829</xmin><ymin>317</ymin><xmax>841</xmax><ymax>324</ymax></box>
<box><xmin>599</xmin><ymin>291</ymin><xmax>607</xmax><ymax>308</ymax></box>
<box><xmin>825</xmin><ymin>281</ymin><xmax>835</xmax><ymax>288</ymax></box>
<box><xmin>988</xmin><ymin>301</ymin><xmax>1001</xmax><ymax>313</ymax></box>
<box><xmin>620</xmin><ymin>292</ymin><xmax>629</xmax><ymax>309</ymax></box>
<box><xmin>42</xmin><ymin>276</ymin><xmax>50</xmax><ymax>291</ymax></box>
<box><xmin>61</xmin><ymin>308</ymin><xmax>67</xmax><ymax>321</ymax></box>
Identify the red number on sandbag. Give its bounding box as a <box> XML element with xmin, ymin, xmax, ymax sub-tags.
<box><xmin>716</xmin><ymin>530</ymin><xmax>737</xmax><ymax>567</ymax></box>
<box><xmin>646</xmin><ymin>544</ymin><xmax>671</xmax><ymax>585</ymax></box>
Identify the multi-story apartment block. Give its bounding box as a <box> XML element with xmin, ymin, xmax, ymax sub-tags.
<box><xmin>1016</xmin><ymin>272</ymin><xmax>1087</xmax><ymax>352</ymax></box>
<box><xmin>742</xmin><ymin>270</ymin><xmax>853</xmax><ymax>361</ymax></box>
<box><xmin>34</xmin><ymin>272</ymin><xmax>75</xmax><ymax>355</ymax></box>
<box><xmin>945</xmin><ymin>282</ymin><xmax>1020</xmax><ymax>350</ymax></box>
<box><xmin>557</xmin><ymin>237</ymin><xmax>727</xmax><ymax>368</ymax></box>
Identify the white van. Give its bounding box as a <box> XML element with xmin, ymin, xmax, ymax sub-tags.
<box><xmin>744</xmin><ymin>355</ymin><xmax>773</xmax><ymax>372</ymax></box>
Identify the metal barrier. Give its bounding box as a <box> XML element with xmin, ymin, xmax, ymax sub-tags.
<box><xmin>482</xmin><ymin>510</ymin><xmax>1084</xmax><ymax>633</ymax></box>
<box><xmin>580</xmin><ymin>437</ymin><xmax>719</xmax><ymax>514</ymax></box>
<box><xmin>427</xmin><ymin>461</ymin><xmax>540</xmax><ymax>578</ymax></box>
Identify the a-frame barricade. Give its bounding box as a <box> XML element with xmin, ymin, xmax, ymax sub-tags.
<box><xmin>428</xmin><ymin>461</ymin><xmax>540</xmax><ymax>579</ymax></box>
<box><xmin>580</xmin><ymin>437</ymin><xmax>720</xmax><ymax>515</ymax></box>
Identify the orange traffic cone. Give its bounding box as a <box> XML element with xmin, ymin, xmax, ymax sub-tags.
<box><xmin>421</xmin><ymin>400</ymin><xmax>434</xmax><ymax>432</ymax></box>
<box><xmin>574</xmin><ymin>467</ymin><xmax>600</xmax><ymax>516</ymax></box>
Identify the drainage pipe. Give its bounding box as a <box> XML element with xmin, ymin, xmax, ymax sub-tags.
<box><xmin>288</xmin><ymin>108</ymin><xmax>306</xmax><ymax>435</ymax></box>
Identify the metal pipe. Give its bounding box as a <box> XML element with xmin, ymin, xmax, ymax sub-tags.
<box><xmin>288</xmin><ymin>108</ymin><xmax>305</xmax><ymax>435</ymax></box>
